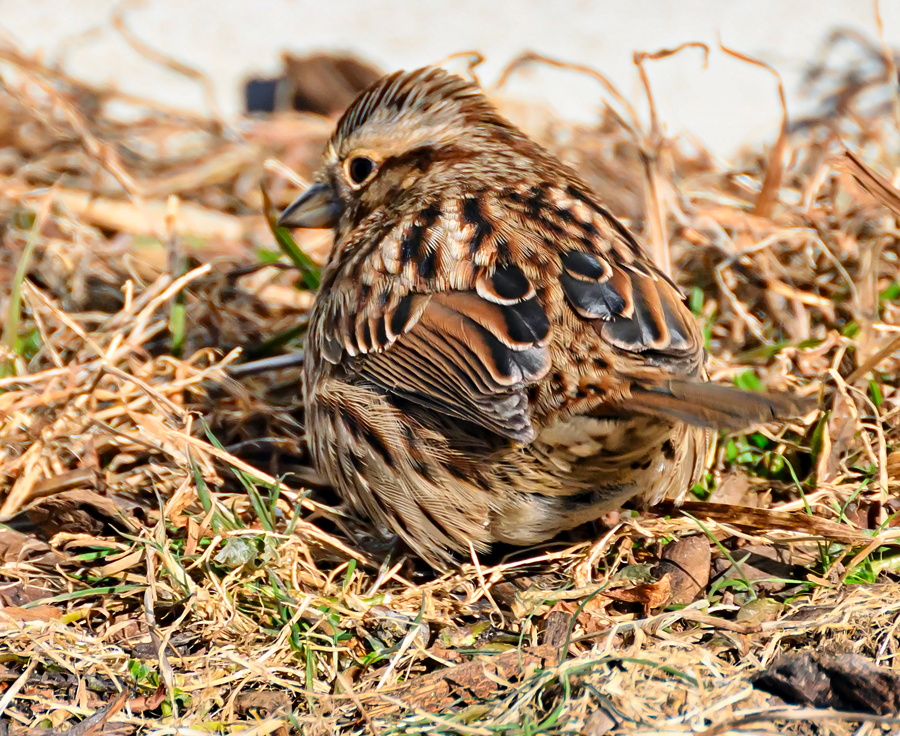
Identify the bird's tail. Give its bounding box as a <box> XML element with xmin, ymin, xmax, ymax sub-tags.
<box><xmin>626</xmin><ymin>378</ymin><xmax>813</xmax><ymax>431</ymax></box>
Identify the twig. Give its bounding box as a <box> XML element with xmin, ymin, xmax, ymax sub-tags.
<box><xmin>633</xmin><ymin>42</ymin><xmax>709</xmax><ymax>274</ymax></box>
<box><xmin>705</xmin><ymin>706</ymin><xmax>900</xmax><ymax>735</ymax></box>
<box><xmin>719</xmin><ymin>39</ymin><xmax>789</xmax><ymax>219</ymax></box>
<box><xmin>111</xmin><ymin>0</ymin><xmax>223</xmax><ymax>124</ymax></box>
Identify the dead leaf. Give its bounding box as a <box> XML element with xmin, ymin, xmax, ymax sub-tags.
<box><xmin>573</xmin><ymin>593</ymin><xmax>611</xmax><ymax>636</ymax></box>
<box><xmin>653</xmin><ymin>535</ymin><xmax>711</xmax><ymax>605</ymax></box>
<box><xmin>736</xmin><ymin>597</ymin><xmax>784</xmax><ymax>625</ymax></box>
<box><xmin>234</xmin><ymin>690</ymin><xmax>292</xmax><ymax>717</ymax></box>
<box><xmin>708</xmin><ymin>471</ymin><xmax>753</xmax><ymax>506</ymax></box>
<box><xmin>96</xmin><ymin>548</ymin><xmax>144</xmax><ymax>578</ymax></box>
<box><xmin>583</xmin><ymin>707</ymin><xmax>618</xmax><ymax>735</ymax></box>
<box><xmin>29</xmin><ymin>468</ymin><xmax>98</xmax><ymax>500</ymax></box>
<box><xmin>369</xmin><ymin>645</ymin><xmax>558</xmax><ymax>717</ymax></box>
<box><xmin>0</xmin><ymin>582</ymin><xmax>55</xmax><ymax>607</ymax></box>
<box><xmin>0</xmin><ymin>528</ymin><xmax>62</xmax><ymax>567</ymax></box>
<box><xmin>603</xmin><ymin>575</ymin><xmax>672</xmax><ymax>614</ymax></box>
<box><xmin>11</xmin><ymin>490</ymin><xmax>136</xmax><ymax>539</ymax></box>
<box><xmin>0</xmin><ymin>605</ymin><xmax>62</xmax><ymax>623</ymax></box>
<box><xmin>127</xmin><ymin>684</ymin><xmax>167</xmax><ymax>713</ymax></box>
<box><xmin>844</xmin><ymin>500</ymin><xmax>882</xmax><ymax>530</ymax></box>
<box><xmin>428</xmin><ymin>641</ymin><xmax>464</xmax><ymax>664</ymax></box>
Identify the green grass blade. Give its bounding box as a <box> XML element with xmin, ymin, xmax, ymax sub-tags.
<box><xmin>261</xmin><ymin>184</ymin><xmax>320</xmax><ymax>290</ymax></box>
<box><xmin>2</xmin><ymin>210</ymin><xmax>43</xmax><ymax>377</ymax></box>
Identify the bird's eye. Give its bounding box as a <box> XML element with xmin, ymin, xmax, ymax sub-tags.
<box><xmin>347</xmin><ymin>156</ymin><xmax>376</xmax><ymax>185</ymax></box>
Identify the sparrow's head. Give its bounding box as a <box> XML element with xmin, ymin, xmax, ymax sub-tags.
<box><xmin>276</xmin><ymin>67</ymin><xmax>535</xmax><ymax>234</ymax></box>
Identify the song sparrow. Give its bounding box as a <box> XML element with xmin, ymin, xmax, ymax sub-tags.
<box><xmin>278</xmin><ymin>67</ymin><xmax>808</xmax><ymax>568</ymax></box>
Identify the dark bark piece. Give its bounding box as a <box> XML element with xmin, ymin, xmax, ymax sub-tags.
<box><xmin>0</xmin><ymin>527</ymin><xmax>62</xmax><ymax>568</ymax></box>
<box><xmin>753</xmin><ymin>651</ymin><xmax>900</xmax><ymax>715</ymax></box>
<box><xmin>490</xmin><ymin>581</ymin><xmax>519</xmax><ymax>610</ymax></box>
<box><xmin>542</xmin><ymin>610</ymin><xmax>572</xmax><ymax>649</ymax></box>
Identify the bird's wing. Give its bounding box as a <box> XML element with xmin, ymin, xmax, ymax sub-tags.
<box><xmin>498</xmin><ymin>181</ymin><xmax>810</xmax><ymax>429</ymax></box>
<box><xmin>314</xmin><ymin>184</ymin><xmax>807</xmax><ymax>439</ymax></box>
<box><xmin>311</xmin><ymin>197</ymin><xmax>552</xmax><ymax>443</ymax></box>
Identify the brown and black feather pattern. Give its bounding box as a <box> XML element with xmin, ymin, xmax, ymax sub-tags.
<box><xmin>285</xmin><ymin>66</ymin><xmax>811</xmax><ymax>568</ymax></box>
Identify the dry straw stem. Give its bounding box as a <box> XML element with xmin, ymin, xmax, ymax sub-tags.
<box><xmin>435</xmin><ymin>50</ymin><xmax>486</xmax><ymax>87</ymax></box>
<box><xmin>3</xmin><ymin>28</ymin><xmax>900</xmax><ymax>736</ymax></box>
<box><xmin>718</xmin><ymin>40</ymin><xmax>789</xmax><ymax>221</ymax></box>
<box><xmin>829</xmin><ymin>147</ymin><xmax>900</xmax><ymax>219</ymax></box>
<box><xmin>111</xmin><ymin>1</ymin><xmax>224</xmax><ymax>125</ymax></box>
<box><xmin>633</xmin><ymin>42</ymin><xmax>709</xmax><ymax>276</ymax></box>
<box><xmin>496</xmin><ymin>47</ymin><xmax>714</xmax><ymax>275</ymax></box>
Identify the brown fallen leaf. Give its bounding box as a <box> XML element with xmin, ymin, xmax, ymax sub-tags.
<box><xmin>0</xmin><ymin>605</ymin><xmax>63</xmax><ymax>623</ymax></box>
<box><xmin>603</xmin><ymin>575</ymin><xmax>672</xmax><ymax>615</ymax></box>
<box><xmin>583</xmin><ymin>707</ymin><xmax>618</xmax><ymax>736</ymax></box>
<box><xmin>844</xmin><ymin>500</ymin><xmax>883</xmax><ymax>531</ymax></box>
<box><xmin>11</xmin><ymin>489</ymin><xmax>137</xmax><ymax>539</ymax></box>
<box><xmin>653</xmin><ymin>535</ymin><xmax>711</xmax><ymax>605</ymax></box>
<box><xmin>0</xmin><ymin>582</ymin><xmax>56</xmax><ymax>607</ymax></box>
<box><xmin>126</xmin><ymin>684</ymin><xmax>167</xmax><ymax>714</ymax></box>
<box><xmin>428</xmin><ymin>641</ymin><xmax>465</xmax><ymax>664</ymax></box>
<box><xmin>0</xmin><ymin>528</ymin><xmax>63</xmax><ymax>567</ymax></box>
<box><xmin>708</xmin><ymin>470</ymin><xmax>754</xmax><ymax>506</ymax></box>
<box><xmin>369</xmin><ymin>645</ymin><xmax>558</xmax><ymax>717</ymax></box>
<box><xmin>736</xmin><ymin>597</ymin><xmax>784</xmax><ymax>625</ymax></box>
<box><xmin>572</xmin><ymin>593</ymin><xmax>612</xmax><ymax>636</ymax></box>
<box><xmin>24</xmin><ymin>468</ymin><xmax>99</xmax><ymax>502</ymax></box>
<box><xmin>234</xmin><ymin>690</ymin><xmax>292</xmax><ymax>718</ymax></box>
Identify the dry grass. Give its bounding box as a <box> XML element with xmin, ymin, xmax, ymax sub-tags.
<box><xmin>2</xmin><ymin>28</ymin><xmax>900</xmax><ymax>736</ymax></box>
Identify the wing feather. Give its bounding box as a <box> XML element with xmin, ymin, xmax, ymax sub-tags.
<box><xmin>315</xmin><ymin>185</ymin><xmax>805</xmax><ymax>439</ymax></box>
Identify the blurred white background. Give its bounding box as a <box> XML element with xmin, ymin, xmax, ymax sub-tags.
<box><xmin>1</xmin><ymin>0</ymin><xmax>898</xmax><ymax>159</ymax></box>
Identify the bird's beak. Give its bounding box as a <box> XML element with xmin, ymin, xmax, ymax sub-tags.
<box><xmin>276</xmin><ymin>182</ymin><xmax>342</xmax><ymax>229</ymax></box>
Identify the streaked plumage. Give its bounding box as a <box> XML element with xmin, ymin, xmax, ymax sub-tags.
<box><xmin>278</xmin><ymin>67</ymin><xmax>809</xmax><ymax>569</ymax></box>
